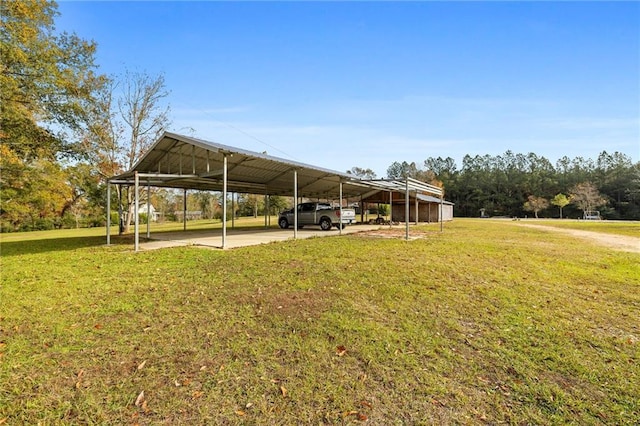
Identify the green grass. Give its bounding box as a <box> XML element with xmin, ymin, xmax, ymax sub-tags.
<box><xmin>0</xmin><ymin>216</ymin><xmax>279</xmax><ymax>244</ymax></box>
<box><xmin>514</xmin><ymin>218</ymin><xmax>640</xmax><ymax>237</ymax></box>
<box><xmin>1</xmin><ymin>219</ymin><xmax>639</xmax><ymax>424</ymax></box>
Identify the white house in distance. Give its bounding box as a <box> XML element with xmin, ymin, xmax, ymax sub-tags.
<box><xmin>140</xmin><ymin>203</ymin><xmax>160</xmax><ymax>222</ymax></box>
<box><xmin>124</xmin><ymin>202</ymin><xmax>160</xmax><ymax>222</ymax></box>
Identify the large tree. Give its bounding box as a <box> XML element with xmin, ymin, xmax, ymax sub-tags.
<box><xmin>1</xmin><ymin>0</ymin><xmax>106</xmax><ymax>230</ymax></box>
<box><xmin>523</xmin><ymin>195</ymin><xmax>549</xmax><ymax>219</ymax></box>
<box><xmin>79</xmin><ymin>70</ymin><xmax>171</xmax><ymax>232</ymax></box>
<box><xmin>570</xmin><ymin>182</ymin><xmax>608</xmax><ymax>217</ymax></box>
<box><xmin>0</xmin><ymin>0</ymin><xmax>105</xmax><ymax>160</ymax></box>
<box><xmin>551</xmin><ymin>193</ymin><xmax>570</xmax><ymax>219</ymax></box>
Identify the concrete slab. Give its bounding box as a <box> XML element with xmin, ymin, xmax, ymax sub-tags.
<box><xmin>140</xmin><ymin>224</ymin><xmax>388</xmax><ymax>250</ymax></box>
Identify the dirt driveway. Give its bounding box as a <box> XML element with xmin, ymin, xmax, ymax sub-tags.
<box><xmin>518</xmin><ymin>223</ymin><xmax>640</xmax><ymax>253</ymax></box>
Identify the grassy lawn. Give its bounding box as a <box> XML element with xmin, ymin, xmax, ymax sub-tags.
<box><xmin>514</xmin><ymin>219</ymin><xmax>640</xmax><ymax>237</ymax></box>
<box><xmin>0</xmin><ymin>216</ymin><xmax>280</xmax><ymax>245</ymax></box>
<box><xmin>1</xmin><ymin>219</ymin><xmax>638</xmax><ymax>424</ymax></box>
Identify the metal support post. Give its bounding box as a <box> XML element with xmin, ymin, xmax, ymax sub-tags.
<box><xmin>267</xmin><ymin>195</ymin><xmax>271</xmax><ymax>226</ymax></box>
<box><xmin>134</xmin><ymin>172</ymin><xmax>139</xmax><ymax>252</ymax></box>
<box><xmin>106</xmin><ymin>181</ymin><xmax>111</xmax><ymax>245</ymax></box>
<box><xmin>118</xmin><ymin>185</ymin><xmax>123</xmax><ymax>236</ymax></box>
<box><xmin>339</xmin><ymin>181</ymin><xmax>343</xmax><ymax>235</ymax></box>
<box><xmin>293</xmin><ymin>170</ymin><xmax>298</xmax><ymax>239</ymax></box>
<box><xmin>440</xmin><ymin>194</ymin><xmax>444</xmax><ymax>232</ymax></box>
<box><xmin>146</xmin><ymin>179</ymin><xmax>151</xmax><ymax>238</ymax></box>
<box><xmin>405</xmin><ymin>178</ymin><xmax>410</xmax><ymax>241</ymax></box>
<box><xmin>389</xmin><ymin>191</ymin><xmax>393</xmax><ymax>226</ymax></box>
<box><xmin>222</xmin><ymin>155</ymin><xmax>228</xmax><ymax>248</ymax></box>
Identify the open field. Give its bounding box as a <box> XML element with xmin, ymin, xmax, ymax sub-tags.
<box><xmin>1</xmin><ymin>219</ymin><xmax>639</xmax><ymax>424</ymax></box>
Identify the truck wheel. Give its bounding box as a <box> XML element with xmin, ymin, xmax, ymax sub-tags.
<box><xmin>278</xmin><ymin>218</ymin><xmax>289</xmax><ymax>229</ymax></box>
<box><xmin>320</xmin><ymin>217</ymin><xmax>332</xmax><ymax>231</ymax></box>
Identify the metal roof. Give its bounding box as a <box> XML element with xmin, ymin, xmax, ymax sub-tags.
<box><xmin>110</xmin><ymin>132</ymin><xmax>443</xmax><ymax>199</ymax></box>
<box><xmin>417</xmin><ymin>193</ymin><xmax>453</xmax><ymax>205</ymax></box>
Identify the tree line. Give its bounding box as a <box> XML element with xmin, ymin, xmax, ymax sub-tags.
<box><xmin>380</xmin><ymin>151</ymin><xmax>639</xmax><ymax>219</ymax></box>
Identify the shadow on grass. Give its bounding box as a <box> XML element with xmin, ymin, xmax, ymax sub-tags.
<box><xmin>0</xmin><ymin>235</ymin><xmax>133</xmax><ymax>257</ymax></box>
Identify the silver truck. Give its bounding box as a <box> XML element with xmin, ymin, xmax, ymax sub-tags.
<box><xmin>278</xmin><ymin>202</ymin><xmax>356</xmax><ymax>231</ymax></box>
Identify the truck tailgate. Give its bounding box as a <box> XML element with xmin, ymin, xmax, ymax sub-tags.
<box><xmin>337</xmin><ymin>209</ymin><xmax>356</xmax><ymax>222</ymax></box>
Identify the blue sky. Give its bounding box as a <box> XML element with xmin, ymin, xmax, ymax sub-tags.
<box><xmin>57</xmin><ymin>1</ymin><xmax>639</xmax><ymax>177</ymax></box>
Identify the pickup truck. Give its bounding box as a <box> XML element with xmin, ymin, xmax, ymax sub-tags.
<box><xmin>278</xmin><ymin>202</ymin><xmax>356</xmax><ymax>231</ymax></box>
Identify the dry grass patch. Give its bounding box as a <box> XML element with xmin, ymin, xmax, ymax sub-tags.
<box><xmin>354</xmin><ymin>225</ymin><xmax>439</xmax><ymax>239</ymax></box>
<box><xmin>253</xmin><ymin>289</ymin><xmax>332</xmax><ymax>319</ymax></box>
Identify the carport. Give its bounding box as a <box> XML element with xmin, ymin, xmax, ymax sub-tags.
<box><xmin>107</xmin><ymin>132</ymin><xmax>444</xmax><ymax>250</ymax></box>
